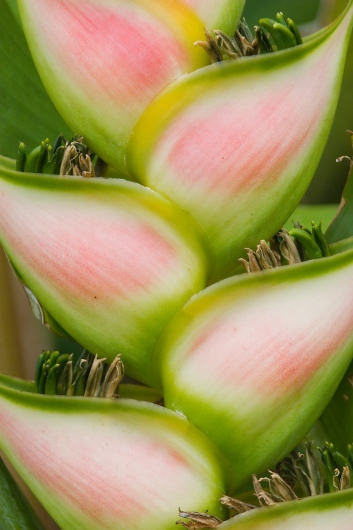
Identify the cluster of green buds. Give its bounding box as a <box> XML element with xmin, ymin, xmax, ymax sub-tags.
<box><xmin>259</xmin><ymin>12</ymin><xmax>303</xmax><ymax>51</ymax></box>
<box><xmin>16</xmin><ymin>135</ymin><xmax>102</xmax><ymax>177</ymax></box>
<box><xmin>239</xmin><ymin>222</ymin><xmax>331</xmax><ymax>273</ymax></box>
<box><xmin>320</xmin><ymin>442</ymin><xmax>353</xmax><ymax>492</ymax></box>
<box><xmin>196</xmin><ymin>13</ymin><xmax>302</xmax><ymax>63</ymax></box>
<box><xmin>177</xmin><ymin>440</ymin><xmax>353</xmax><ymax>528</ymax></box>
<box><xmin>35</xmin><ymin>349</ymin><xmax>124</xmax><ymax>398</ymax></box>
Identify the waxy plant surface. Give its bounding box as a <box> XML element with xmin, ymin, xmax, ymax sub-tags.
<box><xmin>0</xmin><ymin>0</ymin><xmax>353</xmax><ymax>529</ymax></box>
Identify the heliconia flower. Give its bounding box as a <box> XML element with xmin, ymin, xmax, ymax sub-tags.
<box><xmin>0</xmin><ymin>156</ymin><xmax>208</xmax><ymax>386</ymax></box>
<box><xmin>155</xmin><ymin>249</ymin><xmax>353</xmax><ymax>492</ymax></box>
<box><xmin>15</xmin><ymin>0</ymin><xmax>227</xmax><ymax>175</ymax></box>
<box><xmin>0</xmin><ymin>379</ymin><xmax>227</xmax><ymax>530</ymax></box>
<box><xmin>128</xmin><ymin>1</ymin><xmax>353</xmax><ymax>281</ymax></box>
<box><xmin>217</xmin><ymin>489</ymin><xmax>353</xmax><ymax>529</ymax></box>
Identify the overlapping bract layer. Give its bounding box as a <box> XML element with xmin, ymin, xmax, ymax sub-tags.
<box><xmin>15</xmin><ymin>0</ymin><xmax>244</xmax><ymax>175</ymax></box>
<box><xmin>16</xmin><ymin>0</ymin><xmax>209</xmax><ymax>173</ymax></box>
<box><xmin>128</xmin><ymin>1</ymin><xmax>353</xmax><ymax>281</ymax></box>
<box><xmin>156</xmin><ymin>250</ymin><xmax>353</xmax><ymax>491</ymax></box>
<box><xmin>0</xmin><ymin>382</ymin><xmax>226</xmax><ymax>529</ymax></box>
<box><xmin>218</xmin><ymin>489</ymin><xmax>353</xmax><ymax>529</ymax></box>
<box><xmin>0</xmin><ymin>157</ymin><xmax>207</xmax><ymax>386</ymax></box>
<box><xmin>0</xmin><ymin>1</ymin><xmax>352</xmax><ymax>382</ymax></box>
<box><xmin>16</xmin><ymin>1</ymin><xmax>353</xmax><ymax>274</ymax></box>
<box><xmin>1</xmin><ymin>1</ymin><xmax>353</xmax><ymax>526</ymax></box>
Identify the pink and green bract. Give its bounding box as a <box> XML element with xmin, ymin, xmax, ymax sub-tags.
<box><xmin>15</xmin><ymin>0</ymin><xmax>353</xmax><ymax>282</ymax></box>
<box><xmin>155</xmin><ymin>249</ymin><xmax>353</xmax><ymax>492</ymax></box>
<box><xmin>0</xmin><ymin>0</ymin><xmax>353</xmax><ymax>528</ymax></box>
<box><xmin>0</xmin><ymin>2</ymin><xmax>353</xmax><ymax>383</ymax></box>
<box><xmin>0</xmin><ymin>379</ymin><xmax>226</xmax><ymax>530</ymax></box>
<box><xmin>16</xmin><ymin>0</ymin><xmax>211</xmax><ymax>174</ymax></box>
<box><xmin>128</xmin><ymin>0</ymin><xmax>353</xmax><ymax>281</ymax></box>
<box><xmin>0</xmin><ymin>158</ymin><xmax>208</xmax><ymax>386</ymax></box>
<box><xmin>217</xmin><ymin>489</ymin><xmax>353</xmax><ymax>529</ymax></box>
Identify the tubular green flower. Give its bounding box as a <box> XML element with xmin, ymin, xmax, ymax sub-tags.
<box><xmin>155</xmin><ymin>248</ymin><xmax>353</xmax><ymax>492</ymax></box>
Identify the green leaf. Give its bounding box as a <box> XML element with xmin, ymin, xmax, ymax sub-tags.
<box><xmin>284</xmin><ymin>204</ymin><xmax>339</xmax><ymax>232</ymax></box>
<box><xmin>4</xmin><ymin>0</ymin><xmax>21</xmax><ymax>24</ymax></box>
<box><xmin>243</xmin><ymin>0</ymin><xmax>321</xmax><ymax>27</ymax></box>
<box><xmin>325</xmin><ymin>144</ymin><xmax>353</xmax><ymax>242</ymax></box>
<box><xmin>320</xmin><ymin>355</ymin><xmax>353</xmax><ymax>454</ymax></box>
<box><xmin>0</xmin><ymin>0</ymin><xmax>71</xmax><ymax>158</ymax></box>
<box><xmin>0</xmin><ymin>457</ymin><xmax>44</xmax><ymax>530</ymax></box>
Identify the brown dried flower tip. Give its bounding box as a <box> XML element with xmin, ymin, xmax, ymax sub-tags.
<box><xmin>176</xmin><ymin>509</ymin><xmax>222</xmax><ymax>529</ymax></box>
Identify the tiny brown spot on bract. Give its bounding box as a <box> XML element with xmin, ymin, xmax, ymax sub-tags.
<box><xmin>344</xmin><ymin>394</ymin><xmax>349</xmax><ymax>401</ymax></box>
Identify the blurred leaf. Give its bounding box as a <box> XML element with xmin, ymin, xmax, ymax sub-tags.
<box><xmin>243</xmin><ymin>0</ymin><xmax>321</xmax><ymax>27</ymax></box>
<box><xmin>325</xmin><ymin>150</ymin><xmax>353</xmax><ymax>242</ymax></box>
<box><xmin>0</xmin><ymin>0</ymin><xmax>71</xmax><ymax>158</ymax></box>
<box><xmin>0</xmin><ymin>457</ymin><xmax>44</xmax><ymax>529</ymax></box>
<box><xmin>284</xmin><ymin>204</ymin><xmax>338</xmax><ymax>232</ymax></box>
<box><xmin>4</xmin><ymin>0</ymin><xmax>21</xmax><ymax>24</ymax></box>
<box><xmin>320</xmin><ymin>357</ymin><xmax>353</xmax><ymax>454</ymax></box>
<box><xmin>305</xmin><ymin>0</ymin><xmax>353</xmax><ymax>203</ymax></box>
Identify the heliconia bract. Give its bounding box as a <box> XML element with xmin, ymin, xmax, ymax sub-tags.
<box><xmin>128</xmin><ymin>0</ymin><xmax>353</xmax><ymax>282</ymax></box>
<box><xmin>217</xmin><ymin>489</ymin><xmax>353</xmax><ymax>529</ymax></box>
<box><xmin>0</xmin><ymin>156</ymin><xmax>208</xmax><ymax>386</ymax></box>
<box><xmin>0</xmin><ymin>380</ymin><xmax>227</xmax><ymax>530</ymax></box>
<box><xmin>180</xmin><ymin>0</ymin><xmax>246</xmax><ymax>36</ymax></box>
<box><xmin>16</xmin><ymin>0</ymin><xmax>211</xmax><ymax>174</ymax></box>
<box><xmin>155</xmin><ymin>249</ymin><xmax>353</xmax><ymax>491</ymax></box>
